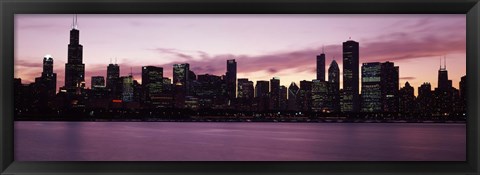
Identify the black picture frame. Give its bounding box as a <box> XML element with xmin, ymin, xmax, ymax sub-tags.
<box><xmin>1</xmin><ymin>0</ymin><xmax>479</xmax><ymax>174</ymax></box>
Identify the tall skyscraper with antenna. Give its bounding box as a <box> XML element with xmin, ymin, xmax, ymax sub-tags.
<box><xmin>64</xmin><ymin>14</ymin><xmax>85</xmax><ymax>93</ymax></box>
<box><xmin>437</xmin><ymin>56</ymin><xmax>451</xmax><ymax>90</ymax></box>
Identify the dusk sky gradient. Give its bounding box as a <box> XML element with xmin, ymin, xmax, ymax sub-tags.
<box><xmin>14</xmin><ymin>14</ymin><xmax>466</xmax><ymax>96</ymax></box>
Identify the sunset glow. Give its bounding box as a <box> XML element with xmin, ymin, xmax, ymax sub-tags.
<box><xmin>14</xmin><ymin>14</ymin><xmax>466</xmax><ymax>96</ymax></box>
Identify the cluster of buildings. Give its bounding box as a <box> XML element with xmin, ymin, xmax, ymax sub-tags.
<box><xmin>14</xmin><ymin>16</ymin><xmax>467</xmax><ymax>118</ymax></box>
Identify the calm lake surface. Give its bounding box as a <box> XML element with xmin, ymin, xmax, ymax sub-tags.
<box><xmin>15</xmin><ymin>122</ymin><xmax>466</xmax><ymax>161</ymax></box>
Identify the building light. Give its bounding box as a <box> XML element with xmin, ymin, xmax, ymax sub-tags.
<box><xmin>112</xmin><ymin>99</ymin><xmax>122</xmax><ymax>103</ymax></box>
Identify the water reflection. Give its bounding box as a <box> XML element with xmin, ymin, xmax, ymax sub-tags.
<box><xmin>15</xmin><ymin>122</ymin><xmax>466</xmax><ymax>161</ymax></box>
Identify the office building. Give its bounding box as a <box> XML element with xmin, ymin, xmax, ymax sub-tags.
<box><xmin>226</xmin><ymin>59</ymin><xmax>237</xmax><ymax>101</ymax></box>
<box><xmin>64</xmin><ymin>15</ymin><xmax>85</xmax><ymax>93</ymax></box>
<box><xmin>342</xmin><ymin>39</ymin><xmax>360</xmax><ymax>112</ymax></box>
<box><xmin>328</xmin><ymin>60</ymin><xmax>340</xmax><ymax>112</ymax></box>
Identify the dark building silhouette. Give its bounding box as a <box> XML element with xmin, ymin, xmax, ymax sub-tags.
<box><xmin>187</xmin><ymin>70</ymin><xmax>197</xmax><ymax>96</ymax></box>
<box><xmin>255</xmin><ymin>80</ymin><xmax>269</xmax><ymax>111</ymax></box>
<box><xmin>162</xmin><ymin>77</ymin><xmax>172</xmax><ymax>93</ymax></box>
<box><xmin>173</xmin><ymin>63</ymin><xmax>189</xmax><ymax>85</ymax></box>
<box><xmin>361</xmin><ymin>62</ymin><xmax>382</xmax><ymax>112</ymax></box>
<box><xmin>417</xmin><ymin>82</ymin><xmax>433</xmax><ymax>115</ymax></box>
<box><xmin>279</xmin><ymin>85</ymin><xmax>287</xmax><ymax>110</ymax></box>
<box><xmin>189</xmin><ymin>70</ymin><xmax>197</xmax><ymax>81</ymax></box>
<box><xmin>237</xmin><ymin>78</ymin><xmax>254</xmax><ymax>111</ymax></box>
<box><xmin>14</xmin><ymin>78</ymin><xmax>25</xmax><ymax>113</ymax></box>
<box><xmin>197</xmin><ymin>74</ymin><xmax>226</xmax><ymax>109</ymax></box>
<box><xmin>226</xmin><ymin>59</ymin><xmax>237</xmax><ymax>102</ymax></box>
<box><xmin>460</xmin><ymin>75</ymin><xmax>466</xmax><ymax>112</ymax></box>
<box><xmin>238</xmin><ymin>78</ymin><xmax>254</xmax><ymax>99</ymax></box>
<box><xmin>312</xmin><ymin>80</ymin><xmax>329</xmax><ymax>112</ymax></box>
<box><xmin>437</xmin><ymin>58</ymin><xmax>451</xmax><ymax>91</ymax></box>
<box><xmin>106</xmin><ymin>63</ymin><xmax>120</xmax><ymax>89</ymax></box>
<box><xmin>287</xmin><ymin>82</ymin><xmax>300</xmax><ymax>111</ymax></box>
<box><xmin>298</xmin><ymin>80</ymin><xmax>312</xmax><ymax>112</ymax></box>
<box><xmin>133</xmin><ymin>80</ymin><xmax>143</xmax><ymax>103</ymax></box>
<box><xmin>433</xmin><ymin>58</ymin><xmax>461</xmax><ymax>116</ymax></box>
<box><xmin>64</xmin><ymin>15</ymin><xmax>85</xmax><ymax>94</ymax></box>
<box><xmin>342</xmin><ymin>39</ymin><xmax>360</xmax><ymax>112</ymax></box>
<box><xmin>173</xmin><ymin>63</ymin><xmax>189</xmax><ymax>89</ymax></box>
<box><xmin>91</xmin><ymin>76</ymin><xmax>105</xmax><ymax>89</ymax></box>
<box><xmin>142</xmin><ymin>66</ymin><xmax>163</xmax><ymax>106</ymax></box>
<box><xmin>316</xmin><ymin>48</ymin><xmax>326</xmax><ymax>81</ymax></box>
<box><xmin>39</xmin><ymin>55</ymin><xmax>57</xmax><ymax>97</ymax></box>
<box><xmin>399</xmin><ymin>82</ymin><xmax>415</xmax><ymax>114</ymax></box>
<box><xmin>269</xmin><ymin>77</ymin><xmax>280</xmax><ymax>110</ymax></box>
<box><xmin>361</xmin><ymin>62</ymin><xmax>399</xmax><ymax>112</ymax></box>
<box><xmin>122</xmin><ymin>75</ymin><xmax>134</xmax><ymax>102</ymax></box>
<box><xmin>328</xmin><ymin>60</ymin><xmax>340</xmax><ymax>112</ymax></box>
<box><xmin>381</xmin><ymin>62</ymin><xmax>399</xmax><ymax>113</ymax></box>
<box><xmin>90</xmin><ymin>76</ymin><xmax>108</xmax><ymax>101</ymax></box>
<box><xmin>32</xmin><ymin>55</ymin><xmax>58</xmax><ymax>112</ymax></box>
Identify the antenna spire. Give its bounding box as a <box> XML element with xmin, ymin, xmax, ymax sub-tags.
<box><xmin>322</xmin><ymin>45</ymin><xmax>325</xmax><ymax>54</ymax></box>
<box><xmin>444</xmin><ymin>55</ymin><xmax>447</xmax><ymax>69</ymax></box>
<box><xmin>110</xmin><ymin>58</ymin><xmax>112</xmax><ymax>64</ymax></box>
<box><xmin>72</xmin><ymin>14</ymin><xmax>78</xmax><ymax>29</ymax></box>
<box><xmin>439</xmin><ymin>57</ymin><xmax>442</xmax><ymax>69</ymax></box>
<box><xmin>115</xmin><ymin>57</ymin><xmax>117</xmax><ymax>64</ymax></box>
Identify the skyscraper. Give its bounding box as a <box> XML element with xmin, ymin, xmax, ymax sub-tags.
<box><xmin>311</xmin><ymin>80</ymin><xmax>329</xmax><ymax>112</ymax></box>
<box><xmin>342</xmin><ymin>39</ymin><xmax>360</xmax><ymax>112</ymax></box>
<box><xmin>437</xmin><ymin>57</ymin><xmax>450</xmax><ymax>91</ymax></box>
<box><xmin>417</xmin><ymin>82</ymin><xmax>433</xmax><ymax>115</ymax></box>
<box><xmin>279</xmin><ymin>85</ymin><xmax>287</xmax><ymax>110</ymax></box>
<box><xmin>173</xmin><ymin>63</ymin><xmax>189</xmax><ymax>91</ymax></box>
<box><xmin>255</xmin><ymin>80</ymin><xmax>269</xmax><ymax>111</ymax></box>
<box><xmin>316</xmin><ymin>48</ymin><xmax>326</xmax><ymax>81</ymax></box>
<box><xmin>64</xmin><ymin>15</ymin><xmax>85</xmax><ymax>93</ymax></box>
<box><xmin>298</xmin><ymin>80</ymin><xmax>312</xmax><ymax>112</ymax></box>
<box><xmin>237</xmin><ymin>78</ymin><xmax>254</xmax><ymax>111</ymax></box>
<box><xmin>197</xmin><ymin>74</ymin><xmax>225</xmax><ymax>109</ymax></box>
<box><xmin>142</xmin><ymin>66</ymin><xmax>163</xmax><ymax>105</ymax></box>
<box><xmin>226</xmin><ymin>59</ymin><xmax>237</xmax><ymax>101</ymax></box>
<box><xmin>399</xmin><ymin>82</ymin><xmax>415</xmax><ymax>114</ymax></box>
<box><xmin>361</xmin><ymin>62</ymin><xmax>382</xmax><ymax>112</ymax></box>
<box><xmin>328</xmin><ymin>60</ymin><xmax>340</xmax><ymax>112</ymax></box>
<box><xmin>381</xmin><ymin>62</ymin><xmax>399</xmax><ymax>113</ymax></box>
<box><xmin>434</xmin><ymin>57</ymin><xmax>454</xmax><ymax>115</ymax></box>
<box><xmin>106</xmin><ymin>63</ymin><xmax>120</xmax><ymax>98</ymax></box>
<box><xmin>237</xmin><ymin>78</ymin><xmax>254</xmax><ymax>100</ymax></box>
<box><xmin>106</xmin><ymin>63</ymin><xmax>120</xmax><ymax>89</ymax></box>
<box><xmin>287</xmin><ymin>82</ymin><xmax>300</xmax><ymax>111</ymax></box>
<box><xmin>361</xmin><ymin>62</ymin><xmax>399</xmax><ymax>113</ymax></box>
<box><xmin>270</xmin><ymin>77</ymin><xmax>280</xmax><ymax>110</ymax></box>
<box><xmin>122</xmin><ymin>75</ymin><xmax>134</xmax><ymax>102</ymax></box>
<box><xmin>41</xmin><ymin>55</ymin><xmax>57</xmax><ymax>97</ymax></box>
<box><xmin>33</xmin><ymin>55</ymin><xmax>58</xmax><ymax>111</ymax></box>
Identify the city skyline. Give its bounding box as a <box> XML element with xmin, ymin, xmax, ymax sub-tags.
<box><xmin>14</xmin><ymin>14</ymin><xmax>466</xmax><ymax>96</ymax></box>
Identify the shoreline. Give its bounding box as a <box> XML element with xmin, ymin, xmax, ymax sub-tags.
<box><xmin>14</xmin><ymin>118</ymin><xmax>466</xmax><ymax>123</ymax></box>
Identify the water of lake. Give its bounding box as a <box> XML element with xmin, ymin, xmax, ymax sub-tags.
<box><xmin>14</xmin><ymin>122</ymin><xmax>466</xmax><ymax>161</ymax></box>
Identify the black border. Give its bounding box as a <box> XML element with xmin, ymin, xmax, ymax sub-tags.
<box><xmin>1</xmin><ymin>0</ymin><xmax>479</xmax><ymax>174</ymax></box>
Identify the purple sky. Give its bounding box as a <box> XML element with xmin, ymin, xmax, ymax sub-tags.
<box><xmin>14</xmin><ymin>14</ymin><xmax>466</xmax><ymax>96</ymax></box>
